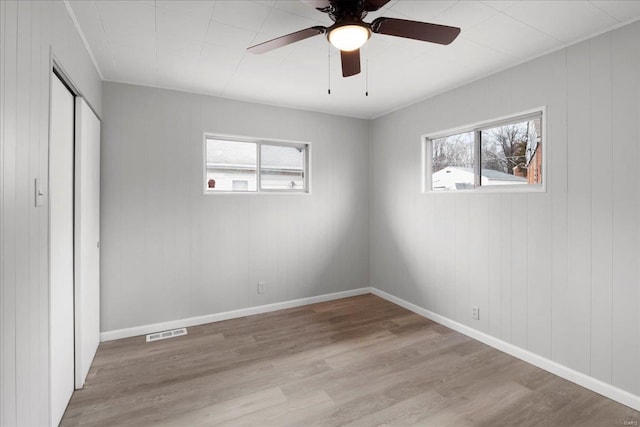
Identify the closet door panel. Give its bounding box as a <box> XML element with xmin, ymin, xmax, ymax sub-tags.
<box><xmin>74</xmin><ymin>97</ymin><xmax>101</xmax><ymax>389</ymax></box>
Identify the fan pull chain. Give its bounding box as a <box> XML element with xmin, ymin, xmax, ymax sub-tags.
<box><xmin>328</xmin><ymin>44</ymin><xmax>331</xmax><ymax>95</ymax></box>
<box><xmin>365</xmin><ymin>43</ymin><xmax>369</xmax><ymax>97</ymax></box>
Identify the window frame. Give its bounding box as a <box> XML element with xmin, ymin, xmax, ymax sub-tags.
<box><xmin>422</xmin><ymin>107</ymin><xmax>546</xmax><ymax>194</ymax></box>
<box><xmin>203</xmin><ymin>133</ymin><xmax>311</xmax><ymax>195</ymax></box>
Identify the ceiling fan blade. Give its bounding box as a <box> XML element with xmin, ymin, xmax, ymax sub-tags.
<box><xmin>341</xmin><ymin>49</ymin><xmax>361</xmax><ymax>77</ymax></box>
<box><xmin>371</xmin><ymin>17</ymin><xmax>461</xmax><ymax>45</ymax></box>
<box><xmin>247</xmin><ymin>26</ymin><xmax>327</xmax><ymax>54</ymax></box>
<box><xmin>364</xmin><ymin>0</ymin><xmax>391</xmax><ymax>11</ymax></box>
<box><xmin>300</xmin><ymin>0</ymin><xmax>333</xmax><ymax>12</ymax></box>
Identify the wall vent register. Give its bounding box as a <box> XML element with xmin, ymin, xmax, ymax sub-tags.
<box><xmin>146</xmin><ymin>328</ymin><xmax>187</xmax><ymax>343</ymax></box>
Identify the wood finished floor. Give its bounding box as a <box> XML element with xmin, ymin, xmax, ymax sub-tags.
<box><xmin>61</xmin><ymin>294</ymin><xmax>640</xmax><ymax>426</ymax></box>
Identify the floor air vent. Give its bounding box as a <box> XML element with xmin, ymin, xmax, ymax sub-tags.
<box><xmin>146</xmin><ymin>327</ymin><xmax>187</xmax><ymax>343</ymax></box>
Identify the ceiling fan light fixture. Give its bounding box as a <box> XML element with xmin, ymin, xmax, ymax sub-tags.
<box><xmin>328</xmin><ymin>24</ymin><xmax>371</xmax><ymax>51</ymax></box>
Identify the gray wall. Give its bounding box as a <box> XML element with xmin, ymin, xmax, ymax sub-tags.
<box><xmin>371</xmin><ymin>21</ymin><xmax>640</xmax><ymax>397</ymax></box>
<box><xmin>0</xmin><ymin>0</ymin><xmax>102</xmax><ymax>425</ymax></box>
<box><xmin>100</xmin><ymin>82</ymin><xmax>371</xmax><ymax>332</ymax></box>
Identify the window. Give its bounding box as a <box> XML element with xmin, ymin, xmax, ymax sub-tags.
<box><xmin>204</xmin><ymin>135</ymin><xmax>309</xmax><ymax>193</ymax></box>
<box><xmin>431</xmin><ymin>131</ymin><xmax>474</xmax><ymax>190</ymax></box>
<box><xmin>260</xmin><ymin>143</ymin><xmax>305</xmax><ymax>190</ymax></box>
<box><xmin>206</xmin><ymin>139</ymin><xmax>257</xmax><ymax>192</ymax></box>
<box><xmin>425</xmin><ymin>110</ymin><xmax>543</xmax><ymax>192</ymax></box>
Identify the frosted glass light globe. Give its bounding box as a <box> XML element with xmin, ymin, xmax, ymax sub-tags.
<box><xmin>329</xmin><ymin>25</ymin><xmax>370</xmax><ymax>51</ymax></box>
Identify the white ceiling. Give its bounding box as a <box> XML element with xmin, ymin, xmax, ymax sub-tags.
<box><xmin>68</xmin><ymin>0</ymin><xmax>640</xmax><ymax>119</ymax></box>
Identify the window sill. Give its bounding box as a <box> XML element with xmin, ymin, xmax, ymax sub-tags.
<box><xmin>203</xmin><ymin>190</ymin><xmax>311</xmax><ymax>196</ymax></box>
<box><xmin>423</xmin><ymin>185</ymin><xmax>546</xmax><ymax>195</ymax></box>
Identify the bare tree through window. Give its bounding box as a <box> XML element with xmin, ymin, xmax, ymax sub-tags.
<box><xmin>481</xmin><ymin>123</ymin><xmax>528</xmax><ymax>175</ymax></box>
<box><xmin>427</xmin><ymin>113</ymin><xmax>542</xmax><ymax>191</ymax></box>
<box><xmin>432</xmin><ymin>131</ymin><xmax>474</xmax><ymax>173</ymax></box>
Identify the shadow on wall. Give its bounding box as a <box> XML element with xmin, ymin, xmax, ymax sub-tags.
<box><xmin>372</xmin><ymin>199</ymin><xmax>429</xmax><ymax>311</ymax></box>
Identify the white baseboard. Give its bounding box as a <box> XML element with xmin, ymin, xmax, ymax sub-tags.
<box><xmin>100</xmin><ymin>285</ymin><xmax>640</xmax><ymax>411</ymax></box>
<box><xmin>370</xmin><ymin>287</ymin><xmax>640</xmax><ymax>412</ymax></box>
<box><xmin>100</xmin><ymin>287</ymin><xmax>372</xmax><ymax>342</ymax></box>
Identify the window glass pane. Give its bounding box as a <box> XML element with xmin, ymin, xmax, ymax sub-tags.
<box><xmin>260</xmin><ymin>144</ymin><xmax>305</xmax><ymax>191</ymax></box>
<box><xmin>480</xmin><ymin>116</ymin><xmax>542</xmax><ymax>186</ymax></box>
<box><xmin>431</xmin><ymin>131</ymin><xmax>474</xmax><ymax>191</ymax></box>
<box><xmin>206</xmin><ymin>139</ymin><xmax>257</xmax><ymax>191</ymax></box>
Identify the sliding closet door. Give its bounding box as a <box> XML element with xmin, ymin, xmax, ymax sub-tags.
<box><xmin>49</xmin><ymin>74</ymin><xmax>75</xmax><ymax>426</ymax></box>
<box><xmin>74</xmin><ymin>98</ymin><xmax>101</xmax><ymax>389</ymax></box>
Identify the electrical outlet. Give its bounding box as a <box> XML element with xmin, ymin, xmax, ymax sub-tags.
<box><xmin>257</xmin><ymin>281</ymin><xmax>266</xmax><ymax>294</ymax></box>
<box><xmin>472</xmin><ymin>306</ymin><xmax>480</xmax><ymax>320</ymax></box>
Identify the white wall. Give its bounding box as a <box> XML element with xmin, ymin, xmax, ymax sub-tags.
<box><xmin>371</xmin><ymin>21</ymin><xmax>640</xmax><ymax>398</ymax></box>
<box><xmin>100</xmin><ymin>82</ymin><xmax>370</xmax><ymax>332</ymax></box>
<box><xmin>4</xmin><ymin>1</ymin><xmax>638</xmax><ymax>422</ymax></box>
<box><xmin>1</xmin><ymin>1</ymin><xmax>101</xmax><ymax>425</ymax></box>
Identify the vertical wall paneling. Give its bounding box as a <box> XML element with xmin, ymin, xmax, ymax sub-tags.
<box><xmin>100</xmin><ymin>83</ymin><xmax>371</xmax><ymax>332</ymax></box>
<box><xmin>1</xmin><ymin>1</ymin><xmax>17</xmax><ymax>425</ymax></box>
<box><xmin>433</xmin><ymin>196</ymin><xmax>446</xmax><ymax>314</ymax></box>
<box><xmin>469</xmin><ymin>195</ymin><xmax>489</xmax><ymax>333</ymax></box>
<box><xmin>549</xmin><ymin>50</ymin><xmax>570</xmax><ymax>368</ymax></box>
<box><xmin>499</xmin><ymin>194</ymin><xmax>513</xmax><ymax>343</ymax></box>
<box><xmin>611</xmin><ymin>23</ymin><xmax>640</xmax><ymax>395</ymax></box>
<box><xmin>590</xmin><ymin>32</ymin><xmax>614</xmax><ymax>384</ymax></box>
<box><xmin>487</xmin><ymin>193</ymin><xmax>502</xmax><ymax>337</ymax></box>
<box><xmin>526</xmin><ymin>191</ymin><xmax>552</xmax><ymax>359</ymax></box>
<box><xmin>2</xmin><ymin>1</ymin><xmax>19</xmax><ymax>424</ymax></box>
<box><xmin>524</xmin><ymin>53</ymin><xmax>553</xmax><ymax>360</ymax></box>
<box><xmin>370</xmin><ymin>20</ymin><xmax>640</xmax><ymax>401</ymax></box>
<box><xmin>29</xmin><ymin>0</ymin><xmax>43</xmax><ymax>419</ymax></box>
<box><xmin>632</xmin><ymin>23</ymin><xmax>640</xmax><ymax>402</ymax></box>
<box><xmin>99</xmin><ymin>73</ymin><xmax>123</xmax><ymax>325</ymax></box>
<box><xmin>2</xmin><ymin>1</ymin><xmax>640</xmax><ymax>421</ymax></box>
<box><xmin>0</xmin><ymin>0</ymin><xmax>102</xmax><ymax>424</ymax></box>
<box><xmin>444</xmin><ymin>196</ymin><xmax>456</xmax><ymax>321</ymax></box>
<box><xmin>0</xmin><ymin>0</ymin><xmax>4</xmax><ymax>418</ymax></box>
<box><xmin>30</xmin><ymin>1</ymin><xmax>46</xmax><ymax>421</ymax></box>
<box><xmin>566</xmin><ymin>41</ymin><xmax>592</xmax><ymax>376</ymax></box>
<box><xmin>454</xmin><ymin>196</ymin><xmax>470</xmax><ymax>325</ymax></box>
<box><xmin>15</xmin><ymin>1</ymin><xmax>33</xmax><ymax>417</ymax></box>
<box><xmin>510</xmin><ymin>193</ymin><xmax>528</xmax><ymax>350</ymax></box>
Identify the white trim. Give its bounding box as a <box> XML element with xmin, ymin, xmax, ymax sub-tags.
<box><xmin>100</xmin><ymin>286</ymin><xmax>640</xmax><ymax>411</ymax></box>
<box><xmin>422</xmin><ymin>186</ymin><xmax>547</xmax><ymax>195</ymax></box>
<box><xmin>421</xmin><ymin>136</ymin><xmax>430</xmax><ymax>193</ymax></box>
<box><xmin>202</xmin><ymin>132</ymin><xmax>312</xmax><ymax>196</ymax></box>
<box><xmin>62</xmin><ymin>0</ymin><xmax>104</xmax><ymax>80</ymax></box>
<box><xmin>370</xmin><ymin>287</ymin><xmax>640</xmax><ymax>412</ymax></box>
<box><xmin>98</xmin><ymin>18</ymin><xmax>640</xmax><ymax>122</ymax></box>
<box><xmin>371</xmin><ymin>16</ymin><xmax>640</xmax><ymax>120</ymax></box>
<box><xmin>422</xmin><ymin>106</ymin><xmax>547</xmax><ymax>194</ymax></box>
<box><xmin>100</xmin><ymin>287</ymin><xmax>371</xmax><ymax>342</ymax></box>
<box><xmin>52</xmin><ymin>57</ymin><xmax>102</xmax><ymax>121</ymax></box>
<box><xmin>422</xmin><ymin>107</ymin><xmax>545</xmax><ymax>141</ymax></box>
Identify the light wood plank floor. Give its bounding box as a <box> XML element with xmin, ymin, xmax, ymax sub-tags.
<box><xmin>61</xmin><ymin>294</ymin><xmax>639</xmax><ymax>426</ymax></box>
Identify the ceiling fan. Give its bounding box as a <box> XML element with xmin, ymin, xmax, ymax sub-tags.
<box><xmin>247</xmin><ymin>0</ymin><xmax>461</xmax><ymax>78</ymax></box>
